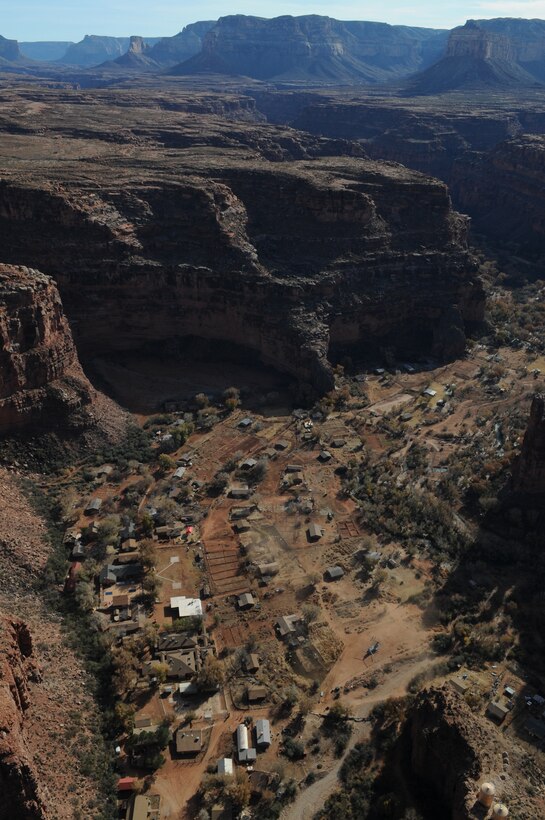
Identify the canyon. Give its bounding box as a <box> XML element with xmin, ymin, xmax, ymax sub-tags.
<box><xmin>0</xmin><ymin>84</ymin><xmax>483</xmax><ymax>428</ymax></box>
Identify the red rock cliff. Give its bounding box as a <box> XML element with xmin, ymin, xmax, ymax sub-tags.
<box><xmin>0</xmin><ymin>264</ymin><xmax>94</xmax><ymax>434</ymax></box>
<box><xmin>0</xmin><ymin>617</ymin><xmax>47</xmax><ymax>820</ymax></box>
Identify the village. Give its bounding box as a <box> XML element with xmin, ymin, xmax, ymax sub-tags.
<box><xmin>54</xmin><ymin>334</ymin><xmax>545</xmax><ymax>820</ymax></box>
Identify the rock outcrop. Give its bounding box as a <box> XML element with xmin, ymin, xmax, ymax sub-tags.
<box><xmin>0</xmin><ymin>616</ymin><xmax>46</xmax><ymax>820</ymax></box>
<box><xmin>408</xmin><ymin>21</ymin><xmax>539</xmax><ymax>93</ymax></box>
<box><xmin>149</xmin><ymin>21</ymin><xmax>216</xmax><ymax>67</ymax></box>
<box><xmin>404</xmin><ymin>686</ymin><xmax>544</xmax><ymax>820</ymax></box>
<box><xmin>451</xmin><ymin>135</ymin><xmax>545</xmax><ymax>260</ymax></box>
<box><xmin>0</xmin><ymin>35</ymin><xmax>23</xmax><ymax>65</ymax></box>
<box><xmin>0</xmin><ymin>264</ymin><xmax>94</xmax><ymax>434</ymax></box>
<box><xmin>513</xmin><ymin>394</ymin><xmax>545</xmax><ymax>495</ymax></box>
<box><xmin>172</xmin><ymin>14</ymin><xmax>448</xmax><ymax>83</ymax></box>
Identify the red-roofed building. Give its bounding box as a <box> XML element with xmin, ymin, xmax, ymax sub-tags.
<box><xmin>117</xmin><ymin>776</ymin><xmax>137</xmax><ymax>792</ymax></box>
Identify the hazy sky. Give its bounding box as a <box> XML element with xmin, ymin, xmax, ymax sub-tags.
<box><xmin>2</xmin><ymin>0</ymin><xmax>545</xmax><ymax>41</ymax></box>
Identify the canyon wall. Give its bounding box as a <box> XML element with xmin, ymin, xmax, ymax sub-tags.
<box><xmin>513</xmin><ymin>393</ymin><xmax>545</xmax><ymax>495</ymax></box>
<box><xmin>0</xmin><ymin>154</ymin><xmax>483</xmax><ymax>397</ymax></box>
<box><xmin>0</xmin><ymin>264</ymin><xmax>94</xmax><ymax>434</ymax></box>
<box><xmin>0</xmin><ymin>617</ymin><xmax>46</xmax><ymax>820</ymax></box>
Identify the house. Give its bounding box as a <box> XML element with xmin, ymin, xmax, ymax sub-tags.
<box><xmin>155</xmin><ymin>526</ymin><xmax>171</xmax><ymax>540</ymax></box>
<box><xmin>233</xmin><ymin>521</ymin><xmax>251</xmax><ymax>534</ymax></box>
<box><xmin>275</xmin><ymin>614</ymin><xmax>302</xmax><ymax>638</ymax></box>
<box><xmin>217</xmin><ymin>758</ymin><xmax>234</xmax><ymax>776</ymax></box>
<box><xmin>245</xmin><ymin>654</ymin><xmax>260</xmax><ymax>673</ymax></box>
<box><xmin>330</xmin><ymin>439</ymin><xmax>346</xmax><ymax>448</ymax></box>
<box><xmin>96</xmin><ymin>465</ymin><xmax>114</xmax><ymax>478</ymax></box>
<box><xmin>99</xmin><ymin>564</ymin><xmax>143</xmax><ymax>587</ymax></box>
<box><xmin>156</xmin><ymin>633</ymin><xmax>197</xmax><ymax>653</ymax></box>
<box><xmin>307</xmin><ymin>523</ymin><xmax>323</xmax><ymax>542</ymax></box>
<box><xmin>318</xmin><ymin>450</ymin><xmax>332</xmax><ymax>462</ymax></box>
<box><xmin>504</xmin><ymin>686</ymin><xmax>516</xmax><ymax>698</ymax></box>
<box><xmin>176</xmin><ymin>729</ymin><xmax>203</xmax><ymax>755</ymax></box>
<box><xmin>237</xmin><ymin>723</ymin><xmax>249</xmax><ymax>759</ymax></box>
<box><xmin>170</xmin><ymin>596</ymin><xmax>203</xmax><ymax>619</ymax></box>
<box><xmin>423</xmin><ymin>387</ymin><xmax>437</xmax><ymax>398</ymax></box>
<box><xmin>117</xmin><ymin>776</ymin><xmax>137</xmax><ymax>793</ymax></box>
<box><xmin>247</xmin><ymin>685</ymin><xmax>268</xmax><ymax>703</ymax></box>
<box><xmin>487</xmin><ymin>701</ymin><xmax>509</xmax><ymax>723</ymax></box>
<box><xmin>173</xmin><ymin>466</ymin><xmax>186</xmax><ymax>480</ymax></box>
<box><xmin>161</xmin><ymin>650</ymin><xmax>197</xmax><ymax>681</ymax></box>
<box><xmin>255</xmin><ymin>719</ymin><xmax>271</xmax><ymax>749</ymax></box>
<box><xmin>237</xmin><ymin>593</ymin><xmax>255</xmax><ymax>610</ymax></box>
<box><xmin>85</xmin><ymin>497</ymin><xmax>102</xmax><ymax>515</ymax></box>
<box><xmin>71</xmin><ymin>542</ymin><xmax>86</xmax><ymax>560</ymax></box>
<box><xmin>125</xmin><ymin>794</ymin><xmax>160</xmax><ymax>820</ymax></box>
<box><xmin>325</xmin><ymin>565</ymin><xmax>344</xmax><ymax>581</ymax></box>
<box><xmin>261</xmin><ymin>448</ymin><xmax>276</xmax><ymax>459</ymax></box>
<box><xmin>240</xmin><ymin>458</ymin><xmax>257</xmax><ymax>470</ymax></box>
<box><xmin>229</xmin><ymin>486</ymin><xmax>251</xmax><ymax>500</ymax></box>
<box><xmin>526</xmin><ymin>717</ymin><xmax>545</xmax><ymax>741</ymax></box>
<box><xmin>451</xmin><ymin>678</ymin><xmax>470</xmax><ymax>696</ymax></box>
<box><xmin>285</xmin><ymin>464</ymin><xmax>303</xmax><ymax>473</ymax></box>
<box><xmin>121</xmin><ymin>538</ymin><xmax>138</xmax><ymax>553</ymax></box>
<box><xmin>257</xmin><ymin>562</ymin><xmax>279</xmax><ymax>577</ymax></box>
<box><xmin>274</xmin><ymin>440</ymin><xmax>289</xmax><ymax>451</ymax></box>
<box><xmin>238</xmin><ymin>418</ymin><xmax>252</xmax><ymax>429</ymax></box>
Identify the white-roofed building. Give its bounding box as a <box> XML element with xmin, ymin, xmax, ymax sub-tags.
<box><xmin>170</xmin><ymin>596</ymin><xmax>203</xmax><ymax>619</ymax></box>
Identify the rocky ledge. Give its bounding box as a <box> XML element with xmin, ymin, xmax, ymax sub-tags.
<box><xmin>0</xmin><ymin>616</ymin><xmax>46</xmax><ymax>819</ymax></box>
<box><xmin>0</xmin><ymin>264</ymin><xmax>95</xmax><ymax>434</ymax></box>
<box><xmin>513</xmin><ymin>393</ymin><xmax>545</xmax><ymax>495</ymax></box>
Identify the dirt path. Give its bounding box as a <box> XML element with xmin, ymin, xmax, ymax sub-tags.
<box><xmin>280</xmin><ymin>652</ymin><xmax>434</xmax><ymax>820</ymax></box>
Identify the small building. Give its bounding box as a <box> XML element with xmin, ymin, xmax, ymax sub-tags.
<box><xmin>96</xmin><ymin>464</ymin><xmax>114</xmax><ymax>478</ymax></box>
<box><xmin>240</xmin><ymin>458</ymin><xmax>257</xmax><ymax>470</ymax></box>
<box><xmin>99</xmin><ymin>563</ymin><xmax>143</xmax><ymax>587</ymax></box>
<box><xmin>71</xmin><ymin>542</ymin><xmax>86</xmax><ymax>560</ymax></box>
<box><xmin>229</xmin><ymin>486</ymin><xmax>251</xmax><ymax>500</ymax></box>
<box><xmin>318</xmin><ymin>450</ymin><xmax>332</xmax><ymax>462</ymax></box>
<box><xmin>325</xmin><ymin>566</ymin><xmax>344</xmax><ymax>581</ymax></box>
<box><xmin>85</xmin><ymin>497</ymin><xmax>102</xmax><ymax>515</ymax></box>
<box><xmin>121</xmin><ymin>538</ymin><xmax>138</xmax><ymax>553</ymax></box>
<box><xmin>274</xmin><ymin>440</ymin><xmax>290</xmax><ymax>451</ymax></box>
<box><xmin>451</xmin><ymin>678</ymin><xmax>470</xmax><ymax>696</ymax></box>
<box><xmin>330</xmin><ymin>438</ymin><xmax>346</xmax><ymax>448</ymax></box>
<box><xmin>239</xmin><ymin>748</ymin><xmax>257</xmax><ymax>763</ymax></box>
<box><xmin>307</xmin><ymin>523</ymin><xmax>323</xmax><ymax>542</ymax></box>
<box><xmin>157</xmin><ymin>633</ymin><xmax>197</xmax><ymax>653</ymax></box>
<box><xmin>255</xmin><ymin>718</ymin><xmax>271</xmax><ymax>749</ymax></box>
<box><xmin>238</xmin><ymin>593</ymin><xmax>255</xmax><ymax>610</ymax></box>
<box><xmin>275</xmin><ymin>614</ymin><xmax>301</xmax><ymax>638</ymax></box>
<box><xmin>176</xmin><ymin>729</ymin><xmax>203</xmax><ymax>756</ymax></box>
<box><xmin>238</xmin><ymin>418</ymin><xmax>252</xmax><ymax>429</ymax></box>
<box><xmin>245</xmin><ymin>654</ymin><xmax>260</xmax><ymax>673</ymax></box>
<box><xmin>170</xmin><ymin>596</ymin><xmax>203</xmax><ymax>619</ymax></box>
<box><xmin>504</xmin><ymin>686</ymin><xmax>516</xmax><ymax>698</ymax></box>
<box><xmin>257</xmin><ymin>562</ymin><xmax>279</xmax><ymax>577</ymax></box>
<box><xmin>526</xmin><ymin>717</ymin><xmax>545</xmax><ymax>741</ymax></box>
<box><xmin>125</xmin><ymin>794</ymin><xmax>160</xmax><ymax>820</ymax></box>
<box><xmin>423</xmin><ymin>387</ymin><xmax>437</xmax><ymax>398</ymax></box>
<box><xmin>233</xmin><ymin>521</ymin><xmax>251</xmax><ymax>534</ymax></box>
<box><xmin>285</xmin><ymin>464</ymin><xmax>303</xmax><ymax>473</ymax></box>
<box><xmin>217</xmin><ymin>758</ymin><xmax>234</xmax><ymax>776</ymax></box>
<box><xmin>247</xmin><ymin>685</ymin><xmax>268</xmax><ymax>703</ymax></box>
<box><xmin>117</xmin><ymin>776</ymin><xmax>137</xmax><ymax>793</ymax></box>
<box><xmin>487</xmin><ymin>701</ymin><xmax>509</xmax><ymax>723</ymax></box>
<box><xmin>261</xmin><ymin>448</ymin><xmax>276</xmax><ymax>459</ymax></box>
<box><xmin>173</xmin><ymin>467</ymin><xmax>186</xmax><ymax>480</ymax></box>
<box><xmin>236</xmin><ymin>723</ymin><xmax>249</xmax><ymax>758</ymax></box>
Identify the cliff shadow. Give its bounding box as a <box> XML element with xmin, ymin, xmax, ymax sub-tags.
<box><xmin>82</xmin><ymin>336</ymin><xmax>298</xmax><ymax>414</ymax></box>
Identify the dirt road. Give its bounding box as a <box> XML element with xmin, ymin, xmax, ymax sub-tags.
<box><xmin>280</xmin><ymin>652</ymin><xmax>434</xmax><ymax>820</ymax></box>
